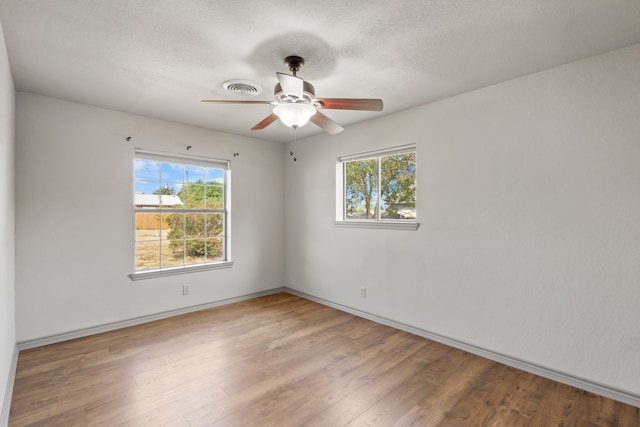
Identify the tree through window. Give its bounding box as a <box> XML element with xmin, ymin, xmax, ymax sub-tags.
<box><xmin>134</xmin><ymin>151</ymin><xmax>229</xmax><ymax>273</ymax></box>
<box><xmin>340</xmin><ymin>146</ymin><xmax>416</xmax><ymax>221</ymax></box>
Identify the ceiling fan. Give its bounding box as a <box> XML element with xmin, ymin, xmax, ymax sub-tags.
<box><xmin>201</xmin><ymin>56</ymin><xmax>383</xmax><ymax>135</ymax></box>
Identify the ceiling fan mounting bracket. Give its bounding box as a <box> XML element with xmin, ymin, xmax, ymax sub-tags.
<box><xmin>284</xmin><ymin>55</ymin><xmax>305</xmax><ymax>75</ymax></box>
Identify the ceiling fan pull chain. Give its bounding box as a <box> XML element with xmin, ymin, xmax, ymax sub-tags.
<box><xmin>290</xmin><ymin>126</ymin><xmax>298</xmax><ymax>162</ymax></box>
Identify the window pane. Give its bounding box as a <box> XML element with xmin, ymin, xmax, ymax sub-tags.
<box><xmin>161</xmin><ymin>162</ymin><xmax>183</xmax><ymax>183</ymax></box>
<box><xmin>134</xmin><ymin>181</ymin><xmax>160</xmax><ymax>198</ymax></box>
<box><xmin>206</xmin><ymin>238</ymin><xmax>224</xmax><ymax>261</ymax></box>
<box><xmin>180</xmin><ymin>183</ymin><xmax>205</xmax><ymax>208</ymax></box>
<box><xmin>205</xmin><ymin>168</ymin><xmax>224</xmax><ymax>209</ymax></box>
<box><xmin>158</xmin><ymin>185</ymin><xmax>183</xmax><ymax>208</ymax></box>
<box><xmin>135</xmin><ymin>160</ymin><xmax>160</xmax><ymax>180</ymax></box>
<box><xmin>135</xmin><ymin>213</ymin><xmax>162</xmax><ymax>240</ymax></box>
<box><xmin>381</xmin><ymin>153</ymin><xmax>416</xmax><ymax>220</ymax></box>
<box><xmin>186</xmin><ymin>239</ymin><xmax>207</xmax><ymax>265</ymax></box>
<box><xmin>163</xmin><ymin>240</ymin><xmax>184</xmax><ymax>267</ymax></box>
<box><xmin>135</xmin><ymin>241</ymin><xmax>161</xmax><ymax>270</ymax></box>
<box><xmin>205</xmin><ymin>213</ymin><xmax>224</xmax><ymax>237</ymax></box>
<box><xmin>185</xmin><ymin>165</ymin><xmax>205</xmax><ymax>183</ymax></box>
<box><xmin>182</xmin><ymin>216</ymin><xmax>207</xmax><ymax>262</ymax></box>
<box><xmin>345</xmin><ymin>159</ymin><xmax>378</xmax><ymax>219</ymax></box>
<box><xmin>205</xmin><ymin>184</ymin><xmax>224</xmax><ymax>209</ymax></box>
<box><xmin>165</xmin><ymin>213</ymin><xmax>184</xmax><ymax>240</ymax></box>
<box><xmin>206</xmin><ymin>168</ymin><xmax>224</xmax><ymax>185</ymax></box>
<box><xmin>185</xmin><ymin>213</ymin><xmax>205</xmax><ymax>239</ymax></box>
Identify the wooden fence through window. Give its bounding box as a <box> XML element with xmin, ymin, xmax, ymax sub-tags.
<box><xmin>135</xmin><ymin>213</ymin><xmax>170</xmax><ymax>230</ymax></box>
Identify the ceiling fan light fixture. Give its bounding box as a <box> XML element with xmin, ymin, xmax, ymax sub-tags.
<box><xmin>273</xmin><ymin>103</ymin><xmax>316</xmax><ymax>128</ymax></box>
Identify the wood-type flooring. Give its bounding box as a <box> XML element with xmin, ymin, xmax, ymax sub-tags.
<box><xmin>9</xmin><ymin>293</ymin><xmax>640</xmax><ymax>426</ymax></box>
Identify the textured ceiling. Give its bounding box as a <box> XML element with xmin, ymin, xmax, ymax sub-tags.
<box><xmin>1</xmin><ymin>0</ymin><xmax>640</xmax><ymax>142</ymax></box>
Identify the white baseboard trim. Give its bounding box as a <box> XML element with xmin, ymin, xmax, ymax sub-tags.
<box><xmin>1</xmin><ymin>344</ymin><xmax>18</xmax><ymax>427</ymax></box>
<box><xmin>13</xmin><ymin>287</ymin><xmax>640</xmax><ymax>409</ymax></box>
<box><xmin>284</xmin><ymin>288</ymin><xmax>640</xmax><ymax>409</ymax></box>
<box><xmin>17</xmin><ymin>287</ymin><xmax>286</xmax><ymax>351</ymax></box>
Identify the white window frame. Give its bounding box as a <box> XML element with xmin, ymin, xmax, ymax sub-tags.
<box><xmin>130</xmin><ymin>149</ymin><xmax>233</xmax><ymax>281</ymax></box>
<box><xmin>335</xmin><ymin>144</ymin><xmax>418</xmax><ymax>230</ymax></box>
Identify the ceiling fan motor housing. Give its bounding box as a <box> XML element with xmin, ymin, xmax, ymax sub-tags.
<box><xmin>274</xmin><ymin>81</ymin><xmax>315</xmax><ymax>104</ymax></box>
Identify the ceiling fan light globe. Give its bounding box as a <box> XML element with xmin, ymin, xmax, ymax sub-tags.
<box><xmin>273</xmin><ymin>103</ymin><xmax>316</xmax><ymax>128</ymax></box>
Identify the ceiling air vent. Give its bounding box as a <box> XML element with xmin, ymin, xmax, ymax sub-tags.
<box><xmin>222</xmin><ymin>80</ymin><xmax>262</xmax><ymax>97</ymax></box>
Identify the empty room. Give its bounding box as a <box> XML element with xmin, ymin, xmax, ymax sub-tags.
<box><xmin>1</xmin><ymin>1</ymin><xmax>639</xmax><ymax>426</ymax></box>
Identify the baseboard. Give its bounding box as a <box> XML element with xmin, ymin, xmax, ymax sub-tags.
<box><xmin>13</xmin><ymin>286</ymin><xmax>640</xmax><ymax>409</ymax></box>
<box><xmin>284</xmin><ymin>288</ymin><xmax>640</xmax><ymax>409</ymax></box>
<box><xmin>17</xmin><ymin>287</ymin><xmax>286</xmax><ymax>351</ymax></box>
<box><xmin>0</xmin><ymin>344</ymin><xmax>18</xmax><ymax>427</ymax></box>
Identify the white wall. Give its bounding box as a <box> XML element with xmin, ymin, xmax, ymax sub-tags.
<box><xmin>15</xmin><ymin>93</ymin><xmax>286</xmax><ymax>341</ymax></box>
<box><xmin>285</xmin><ymin>44</ymin><xmax>640</xmax><ymax>395</ymax></box>
<box><xmin>10</xmin><ymin>38</ymin><xmax>640</xmax><ymax>406</ymax></box>
<box><xmin>0</xmin><ymin>19</ymin><xmax>16</xmax><ymax>427</ymax></box>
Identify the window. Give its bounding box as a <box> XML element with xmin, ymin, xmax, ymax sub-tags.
<box><xmin>336</xmin><ymin>145</ymin><xmax>417</xmax><ymax>230</ymax></box>
<box><xmin>131</xmin><ymin>150</ymin><xmax>232</xmax><ymax>280</ymax></box>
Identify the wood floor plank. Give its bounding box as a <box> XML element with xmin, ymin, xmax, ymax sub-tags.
<box><xmin>295</xmin><ymin>329</ymin><xmax>427</xmax><ymax>406</ymax></box>
<box><xmin>305</xmin><ymin>346</ymin><xmax>446</xmax><ymax>426</ymax></box>
<box><xmin>9</xmin><ymin>293</ymin><xmax>640</xmax><ymax>426</ymax></box>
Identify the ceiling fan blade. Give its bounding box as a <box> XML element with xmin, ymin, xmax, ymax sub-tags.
<box><xmin>310</xmin><ymin>111</ymin><xmax>344</xmax><ymax>135</ymax></box>
<box><xmin>251</xmin><ymin>113</ymin><xmax>279</xmax><ymax>131</ymax></box>
<box><xmin>276</xmin><ymin>72</ymin><xmax>304</xmax><ymax>99</ymax></box>
<box><xmin>201</xmin><ymin>100</ymin><xmax>274</xmax><ymax>105</ymax></box>
<box><xmin>314</xmin><ymin>98</ymin><xmax>383</xmax><ymax>111</ymax></box>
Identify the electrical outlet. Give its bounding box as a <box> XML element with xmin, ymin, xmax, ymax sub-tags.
<box><xmin>360</xmin><ymin>287</ymin><xmax>366</xmax><ymax>298</ymax></box>
<box><xmin>182</xmin><ymin>285</ymin><xmax>190</xmax><ymax>295</ymax></box>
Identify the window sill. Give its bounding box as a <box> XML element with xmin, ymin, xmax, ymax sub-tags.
<box><xmin>130</xmin><ymin>261</ymin><xmax>234</xmax><ymax>281</ymax></box>
<box><xmin>334</xmin><ymin>220</ymin><xmax>419</xmax><ymax>230</ymax></box>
